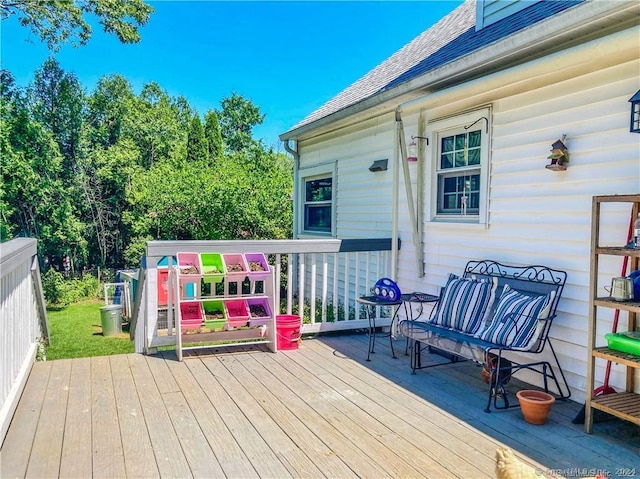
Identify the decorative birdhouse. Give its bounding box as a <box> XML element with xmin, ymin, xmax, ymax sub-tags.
<box><xmin>545</xmin><ymin>136</ymin><xmax>569</xmax><ymax>171</ymax></box>
<box><xmin>629</xmin><ymin>89</ymin><xmax>640</xmax><ymax>133</ymax></box>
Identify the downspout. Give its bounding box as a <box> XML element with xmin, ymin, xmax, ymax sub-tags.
<box><xmin>395</xmin><ymin>108</ymin><xmax>424</xmax><ymax>278</ymax></box>
<box><xmin>283</xmin><ymin>139</ymin><xmax>300</xmax><ymax>315</ymax></box>
<box><xmin>283</xmin><ymin>140</ymin><xmax>300</xmax><ymax>239</ymax></box>
<box><xmin>392</xmin><ymin>115</ymin><xmax>399</xmax><ymax>281</ymax></box>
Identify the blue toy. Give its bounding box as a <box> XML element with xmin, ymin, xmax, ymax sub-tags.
<box><xmin>373</xmin><ymin>277</ymin><xmax>402</xmax><ymax>301</ymax></box>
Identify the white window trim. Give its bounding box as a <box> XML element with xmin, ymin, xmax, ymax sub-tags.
<box><xmin>425</xmin><ymin>108</ymin><xmax>491</xmax><ymax>227</ymax></box>
<box><xmin>297</xmin><ymin>162</ymin><xmax>336</xmax><ymax>238</ymax></box>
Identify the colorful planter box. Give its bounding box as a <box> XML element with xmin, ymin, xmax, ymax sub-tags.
<box><xmin>247</xmin><ymin>297</ymin><xmax>272</xmax><ymax>326</ymax></box>
<box><xmin>202</xmin><ymin>300</ymin><xmax>226</xmax><ymax>330</ymax></box>
<box><xmin>244</xmin><ymin>253</ymin><xmax>270</xmax><ymax>282</ymax></box>
<box><xmin>223</xmin><ymin>253</ymin><xmax>248</xmax><ymax>283</ymax></box>
<box><xmin>180</xmin><ymin>301</ymin><xmax>203</xmax><ymax>330</ymax></box>
<box><xmin>181</xmin><ymin>319</ymin><xmax>202</xmax><ymax>331</ymax></box>
<box><xmin>201</xmin><ymin>253</ymin><xmax>225</xmax><ymax>284</ymax></box>
<box><xmin>224</xmin><ymin>299</ymin><xmax>249</xmax><ymax>328</ymax></box>
<box><xmin>177</xmin><ymin>252</ymin><xmax>202</xmax><ymax>287</ymax></box>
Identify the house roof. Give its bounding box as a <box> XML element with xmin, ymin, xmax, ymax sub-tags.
<box><xmin>280</xmin><ymin>0</ymin><xmax>585</xmax><ymax>140</ymax></box>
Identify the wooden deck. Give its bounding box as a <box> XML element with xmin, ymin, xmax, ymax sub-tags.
<box><xmin>1</xmin><ymin>333</ymin><xmax>638</xmax><ymax>478</ymax></box>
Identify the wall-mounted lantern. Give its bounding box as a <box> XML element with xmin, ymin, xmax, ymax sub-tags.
<box><xmin>629</xmin><ymin>89</ymin><xmax>640</xmax><ymax>133</ymax></box>
<box><xmin>545</xmin><ymin>135</ymin><xmax>569</xmax><ymax>171</ymax></box>
<box><xmin>369</xmin><ymin>159</ymin><xmax>388</xmax><ymax>172</ymax></box>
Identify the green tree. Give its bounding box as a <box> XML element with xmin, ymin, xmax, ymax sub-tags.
<box><xmin>29</xmin><ymin>58</ymin><xmax>84</xmax><ymax>177</ymax></box>
<box><xmin>128</xmin><ymin>82</ymin><xmax>191</xmax><ymax>167</ymax></box>
<box><xmin>125</xmin><ymin>147</ymin><xmax>293</xmax><ymax>263</ymax></box>
<box><xmin>1</xmin><ymin>90</ymin><xmax>85</xmax><ymax>265</ymax></box>
<box><xmin>0</xmin><ymin>70</ymin><xmax>18</xmax><ymax>240</ymax></box>
<box><xmin>1</xmin><ymin>0</ymin><xmax>154</xmax><ymax>51</ymax></box>
<box><xmin>77</xmin><ymin>138</ymin><xmax>141</xmax><ymax>267</ymax></box>
<box><xmin>186</xmin><ymin>115</ymin><xmax>207</xmax><ymax>163</ymax></box>
<box><xmin>86</xmin><ymin>74</ymin><xmax>135</xmax><ymax>148</ymax></box>
<box><xmin>204</xmin><ymin>109</ymin><xmax>222</xmax><ymax>161</ymax></box>
<box><xmin>217</xmin><ymin>93</ymin><xmax>265</xmax><ymax>153</ymax></box>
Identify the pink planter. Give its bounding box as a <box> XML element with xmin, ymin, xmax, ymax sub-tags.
<box><xmin>223</xmin><ymin>253</ymin><xmax>248</xmax><ymax>283</ymax></box>
<box><xmin>224</xmin><ymin>299</ymin><xmax>249</xmax><ymax>328</ymax></box>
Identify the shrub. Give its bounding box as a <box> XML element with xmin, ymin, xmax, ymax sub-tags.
<box><xmin>284</xmin><ymin>297</ymin><xmax>355</xmax><ymax>324</ymax></box>
<box><xmin>42</xmin><ymin>269</ymin><xmax>102</xmax><ymax>306</ymax></box>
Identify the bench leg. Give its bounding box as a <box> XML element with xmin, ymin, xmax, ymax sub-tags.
<box><xmin>546</xmin><ymin>340</ymin><xmax>572</xmax><ymax>400</ymax></box>
<box><xmin>410</xmin><ymin>340</ymin><xmax>421</xmax><ymax>374</ymax></box>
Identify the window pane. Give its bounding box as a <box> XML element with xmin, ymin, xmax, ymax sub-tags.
<box><xmin>455</xmin><ymin>134</ymin><xmax>466</xmax><ymax>150</ymax></box>
<box><xmin>468</xmin><ymin>148</ymin><xmax>480</xmax><ymax>165</ymax></box>
<box><xmin>468</xmin><ymin>130</ymin><xmax>481</xmax><ymax>147</ymax></box>
<box><xmin>455</xmin><ymin>151</ymin><xmax>465</xmax><ymax>167</ymax></box>
<box><xmin>437</xmin><ymin>173</ymin><xmax>480</xmax><ymax>214</ymax></box>
<box><xmin>444</xmin><ymin>177</ymin><xmax>457</xmax><ymax>193</ymax></box>
<box><xmin>441</xmin><ymin>136</ymin><xmax>454</xmax><ymax>153</ymax></box>
<box><xmin>306</xmin><ymin>178</ymin><xmax>332</xmax><ymax>202</ymax></box>
<box><xmin>441</xmin><ymin>153</ymin><xmax>454</xmax><ymax>169</ymax></box>
<box><xmin>305</xmin><ymin>205</ymin><xmax>331</xmax><ymax>232</ymax></box>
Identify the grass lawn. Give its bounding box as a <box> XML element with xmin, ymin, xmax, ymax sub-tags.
<box><xmin>45</xmin><ymin>299</ymin><xmax>134</xmax><ymax>360</ymax></box>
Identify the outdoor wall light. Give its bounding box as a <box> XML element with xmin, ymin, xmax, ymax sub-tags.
<box><xmin>369</xmin><ymin>159</ymin><xmax>388</xmax><ymax>172</ymax></box>
<box><xmin>629</xmin><ymin>89</ymin><xmax>640</xmax><ymax>133</ymax></box>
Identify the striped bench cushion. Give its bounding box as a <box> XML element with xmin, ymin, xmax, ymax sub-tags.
<box><xmin>476</xmin><ymin>284</ymin><xmax>555</xmax><ymax>350</ymax></box>
<box><xmin>429</xmin><ymin>276</ymin><xmax>497</xmax><ymax>334</ymax></box>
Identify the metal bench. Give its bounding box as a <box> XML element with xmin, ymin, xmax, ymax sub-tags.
<box><xmin>399</xmin><ymin>260</ymin><xmax>571</xmax><ymax>412</ymax></box>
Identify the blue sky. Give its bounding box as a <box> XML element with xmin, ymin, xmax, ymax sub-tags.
<box><xmin>2</xmin><ymin>1</ymin><xmax>462</xmax><ymax>148</ymax></box>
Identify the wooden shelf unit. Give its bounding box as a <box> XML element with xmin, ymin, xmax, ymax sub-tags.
<box><xmin>585</xmin><ymin>194</ymin><xmax>640</xmax><ymax>433</ymax></box>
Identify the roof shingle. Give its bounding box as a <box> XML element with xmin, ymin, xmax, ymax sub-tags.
<box><xmin>287</xmin><ymin>0</ymin><xmax>582</xmax><ymax>134</ymax></box>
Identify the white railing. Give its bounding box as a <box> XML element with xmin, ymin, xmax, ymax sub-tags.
<box><xmin>135</xmin><ymin>239</ymin><xmax>398</xmax><ymax>353</ymax></box>
<box><xmin>0</xmin><ymin>238</ymin><xmax>48</xmax><ymax>447</ymax></box>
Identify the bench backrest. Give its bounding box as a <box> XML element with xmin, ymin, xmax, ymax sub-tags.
<box><xmin>463</xmin><ymin>260</ymin><xmax>567</xmax><ymax>352</ymax></box>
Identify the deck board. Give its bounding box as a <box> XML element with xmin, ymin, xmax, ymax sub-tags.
<box><xmin>60</xmin><ymin>358</ymin><xmax>92</xmax><ymax>479</ymax></box>
<box><xmin>185</xmin><ymin>356</ymin><xmax>292</xmax><ymax>479</ymax></box>
<box><xmin>110</xmin><ymin>355</ymin><xmax>159</xmax><ymax>479</ymax></box>
<box><xmin>209</xmin><ymin>354</ymin><xmax>327</xmax><ymax>478</ymax></box>
<box><xmin>26</xmin><ymin>359</ymin><xmax>70</xmax><ymax>478</ymax></box>
<box><xmin>301</xmin><ymin>337</ymin><xmax>494</xmax><ymax>477</ymax></box>
<box><xmin>0</xmin><ymin>359</ymin><xmax>51</xmax><ymax>478</ymax></box>
<box><xmin>245</xmin><ymin>352</ymin><xmax>394</xmax><ymax>478</ymax></box>
<box><xmin>280</xmin><ymin>342</ymin><xmax>467</xmax><ymax>478</ymax></box>
<box><xmin>128</xmin><ymin>353</ymin><xmax>193</xmax><ymax>478</ymax></box>
<box><xmin>321</xmin><ymin>334</ymin><xmax>640</xmax><ymax>472</ymax></box>
<box><xmin>91</xmin><ymin>356</ymin><xmax>127</xmax><ymax>479</ymax></box>
<box><xmin>2</xmin><ymin>333</ymin><xmax>639</xmax><ymax>479</ymax></box>
<box><xmin>237</xmin><ymin>351</ymin><xmax>360</xmax><ymax>479</ymax></box>
<box><xmin>162</xmin><ymin>355</ymin><xmax>259</xmax><ymax>479</ymax></box>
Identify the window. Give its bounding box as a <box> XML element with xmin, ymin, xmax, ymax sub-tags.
<box><xmin>428</xmin><ymin>109</ymin><xmax>490</xmax><ymax>224</ymax></box>
<box><xmin>438</xmin><ymin>129</ymin><xmax>481</xmax><ymax>215</ymax></box>
<box><xmin>303</xmin><ymin>175</ymin><xmax>332</xmax><ymax>233</ymax></box>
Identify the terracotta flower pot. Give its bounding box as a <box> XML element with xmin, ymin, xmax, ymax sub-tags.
<box><xmin>516</xmin><ymin>390</ymin><xmax>555</xmax><ymax>425</ymax></box>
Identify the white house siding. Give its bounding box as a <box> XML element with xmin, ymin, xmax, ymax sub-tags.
<box><xmin>296</xmin><ymin>27</ymin><xmax>639</xmax><ymax>400</ymax></box>
<box><xmin>297</xmin><ymin>116</ymin><xmax>400</xmax><ymax>317</ymax></box>
<box><xmin>411</xmin><ymin>59</ymin><xmax>640</xmax><ymax>401</ymax></box>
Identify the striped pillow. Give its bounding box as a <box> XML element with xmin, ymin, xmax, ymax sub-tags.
<box><xmin>429</xmin><ymin>277</ymin><xmax>497</xmax><ymax>333</ymax></box>
<box><xmin>476</xmin><ymin>284</ymin><xmax>555</xmax><ymax>350</ymax></box>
